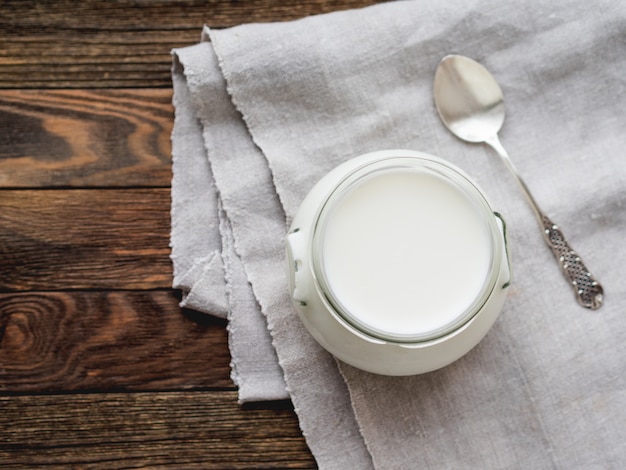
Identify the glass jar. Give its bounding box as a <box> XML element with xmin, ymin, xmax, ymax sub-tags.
<box><xmin>286</xmin><ymin>149</ymin><xmax>511</xmax><ymax>375</ymax></box>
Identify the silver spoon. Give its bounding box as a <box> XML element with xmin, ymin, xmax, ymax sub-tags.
<box><xmin>433</xmin><ymin>54</ymin><xmax>603</xmax><ymax>310</ymax></box>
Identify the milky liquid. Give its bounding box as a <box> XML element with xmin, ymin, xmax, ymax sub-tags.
<box><xmin>318</xmin><ymin>168</ymin><xmax>493</xmax><ymax>341</ymax></box>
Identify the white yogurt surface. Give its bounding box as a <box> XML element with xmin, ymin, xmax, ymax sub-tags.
<box><xmin>318</xmin><ymin>167</ymin><xmax>492</xmax><ymax>340</ymax></box>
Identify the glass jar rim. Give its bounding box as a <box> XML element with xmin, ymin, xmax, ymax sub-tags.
<box><xmin>310</xmin><ymin>155</ymin><xmax>503</xmax><ymax>343</ymax></box>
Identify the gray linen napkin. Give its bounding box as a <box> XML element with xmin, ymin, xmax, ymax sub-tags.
<box><xmin>171</xmin><ymin>0</ymin><xmax>626</xmax><ymax>468</ymax></box>
<box><xmin>172</xmin><ymin>40</ymin><xmax>370</xmax><ymax>466</ymax></box>
<box><xmin>172</xmin><ymin>51</ymin><xmax>289</xmax><ymax>403</ymax></box>
<box><xmin>170</xmin><ymin>68</ymin><xmax>228</xmax><ymax>318</ymax></box>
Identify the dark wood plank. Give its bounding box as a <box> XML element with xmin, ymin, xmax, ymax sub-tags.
<box><xmin>0</xmin><ymin>89</ymin><xmax>173</xmax><ymax>188</ymax></box>
<box><xmin>0</xmin><ymin>291</ymin><xmax>232</xmax><ymax>393</ymax></box>
<box><xmin>0</xmin><ymin>391</ymin><xmax>315</xmax><ymax>469</ymax></box>
<box><xmin>0</xmin><ymin>189</ymin><xmax>172</xmax><ymax>290</ymax></box>
<box><xmin>0</xmin><ymin>0</ymin><xmax>385</xmax><ymax>88</ymax></box>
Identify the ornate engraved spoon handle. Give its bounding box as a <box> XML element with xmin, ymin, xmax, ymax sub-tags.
<box><xmin>542</xmin><ymin>215</ymin><xmax>603</xmax><ymax>309</ymax></box>
<box><xmin>485</xmin><ymin>136</ymin><xmax>603</xmax><ymax>310</ymax></box>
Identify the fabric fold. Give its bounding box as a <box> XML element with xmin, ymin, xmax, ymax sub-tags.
<box><xmin>173</xmin><ymin>40</ymin><xmax>373</xmax><ymax>468</ymax></box>
<box><xmin>172</xmin><ymin>51</ymin><xmax>288</xmax><ymax>403</ymax></box>
<box><xmin>170</xmin><ymin>62</ymin><xmax>228</xmax><ymax>318</ymax></box>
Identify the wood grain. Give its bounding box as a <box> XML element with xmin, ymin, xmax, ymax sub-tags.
<box><xmin>0</xmin><ymin>0</ymin><xmax>384</xmax><ymax>88</ymax></box>
<box><xmin>0</xmin><ymin>189</ymin><xmax>172</xmax><ymax>291</ymax></box>
<box><xmin>0</xmin><ymin>291</ymin><xmax>232</xmax><ymax>393</ymax></box>
<box><xmin>0</xmin><ymin>391</ymin><xmax>314</xmax><ymax>469</ymax></box>
<box><xmin>0</xmin><ymin>89</ymin><xmax>173</xmax><ymax>188</ymax></box>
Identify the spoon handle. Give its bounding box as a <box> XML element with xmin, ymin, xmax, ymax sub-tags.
<box><xmin>486</xmin><ymin>136</ymin><xmax>603</xmax><ymax>310</ymax></box>
<box><xmin>541</xmin><ymin>215</ymin><xmax>603</xmax><ymax>309</ymax></box>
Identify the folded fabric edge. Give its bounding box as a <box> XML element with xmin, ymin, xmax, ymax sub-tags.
<box><xmin>170</xmin><ymin>53</ymin><xmax>229</xmax><ymax>319</ymax></box>
<box><xmin>222</xmin><ymin>225</ymin><xmax>290</xmax><ymax>403</ymax></box>
<box><xmin>201</xmin><ymin>27</ymin><xmax>294</xmax><ymax>226</ymax></box>
<box><xmin>172</xmin><ymin>46</ymin><xmax>289</xmax><ymax>403</ymax></box>
<box><xmin>185</xmin><ymin>34</ymin><xmax>375</xmax><ymax>469</ymax></box>
<box><xmin>178</xmin><ymin>251</ymin><xmax>230</xmax><ymax>318</ymax></box>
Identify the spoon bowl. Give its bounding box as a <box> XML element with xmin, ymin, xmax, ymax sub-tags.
<box><xmin>434</xmin><ymin>55</ymin><xmax>505</xmax><ymax>143</ymax></box>
<box><xmin>433</xmin><ymin>54</ymin><xmax>603</xmax><ymax>310</ymax></box>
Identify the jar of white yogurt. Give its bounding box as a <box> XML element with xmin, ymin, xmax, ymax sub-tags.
<box><xmin>286</xmin><ymin>149</ymin><xmax>511</xmax><ymax>375</ymax></box>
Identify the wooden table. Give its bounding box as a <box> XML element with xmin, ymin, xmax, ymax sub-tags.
<box><xmin>0</xmin><ymin>1</ymin><xmax>382</xmax><ymax>467</ymax></box>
